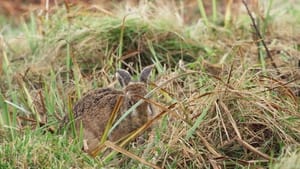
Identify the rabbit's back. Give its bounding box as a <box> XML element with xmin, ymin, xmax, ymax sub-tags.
<box><xmin>73</xmin><ymin>88</ymin><xmax>123</xmax><ymax>132</ymax></box>
<box><xmin>73</xmin><ymin>88</ymin><xmax>123</xmax><ymax>118</ymax></box>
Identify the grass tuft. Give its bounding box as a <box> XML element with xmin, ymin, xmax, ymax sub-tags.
<box><xmin>1</xmin><ymin>1</ymin><xmax>300</xmax><ymax>168</ymax></box>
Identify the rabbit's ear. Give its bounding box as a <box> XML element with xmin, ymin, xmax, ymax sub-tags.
<box><xmin>140</xmin><ymin>65</ymin><xmax>154</xmax><ymax>83</ymax></box>
<box><xmin>116</xmin><ymin>69</ymin><xmax>131</xmax><ymax>87</ymax></box>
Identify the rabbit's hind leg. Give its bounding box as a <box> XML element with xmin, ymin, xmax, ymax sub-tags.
<box><xmin>82</xmin><ymin>129</ymin><xmax>100</xmax><ymax>153</ymax></box>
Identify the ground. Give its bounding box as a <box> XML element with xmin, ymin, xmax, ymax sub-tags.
<box><xmin>0</xmin><ymin>0</ymin><xmax>300</xmax><ymax>168</ymax></box>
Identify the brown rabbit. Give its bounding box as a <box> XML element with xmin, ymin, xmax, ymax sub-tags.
<box><xmin>63</xmin><ymin>65</ymin><xmax>154</xmax><ymax>153</ymax></box>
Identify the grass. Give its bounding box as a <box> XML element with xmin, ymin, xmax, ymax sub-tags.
<box><xmin>0</xmin><ymin>0</ymin><xmax>300</xmax><ymax>168</ymax></box>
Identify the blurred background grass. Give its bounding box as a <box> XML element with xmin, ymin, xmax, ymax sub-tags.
<box><xmin>0</xmin><ymin>0</ymin><xmax>300</xmax><ymax>168</ymax></box>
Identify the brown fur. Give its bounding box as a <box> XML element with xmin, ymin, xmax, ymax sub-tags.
<box><xmin>62</xmin><ymin>65</ymin><xmax>154</xmax><ymax>153</ymax></box>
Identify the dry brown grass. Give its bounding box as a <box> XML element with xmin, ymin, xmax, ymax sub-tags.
<box><xmin>0</xmin><ymin>0</ymin><xmax>299</xmax><ymax>168</ymax></box>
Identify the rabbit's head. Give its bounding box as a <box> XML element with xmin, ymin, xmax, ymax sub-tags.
<box><xmin>116</xmin><ymin>65</ymin><xmax>154</xmax><ymax>122</ymax></box>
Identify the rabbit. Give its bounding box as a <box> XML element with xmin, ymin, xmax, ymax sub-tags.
<box><xmin>63</xmin><ymin>65</ymin><xmax>154</xmax><ymax>153</ymax></box>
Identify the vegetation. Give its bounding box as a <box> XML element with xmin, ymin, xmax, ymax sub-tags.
<box><xmin>0</xmin><ymin>0</ymin><xmax>299</xmax><ymax>168</ymax></box>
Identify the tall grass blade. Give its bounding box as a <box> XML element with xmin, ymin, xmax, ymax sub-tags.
<box><xmin>224</xmin><ymin>0</ymin><xmax>233</xmax><ymax>28</ymax></box>
<box><xmin>197</xmin><ymin>0</ymin><xmax>209</xmax><ymax>25</ymax></box>
<box><xmin>101</xmin><ymin>95</ymin><xmax>123</xmax><ymax>143</ymax></box>
<box><xmin>212</xmin><ymin>0</ymin><xmax>217</xmax><ymax>23</ymax></box>
<box><xmin>186</xmin><ymin>104</ymin><xmax>209</xmax><ymax>139</ymax></box>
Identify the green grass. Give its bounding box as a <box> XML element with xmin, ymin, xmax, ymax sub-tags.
<box><xmin>1</xmin><ymin>0</ymin><xmax>300</xmax><ymax>168</ymax></box>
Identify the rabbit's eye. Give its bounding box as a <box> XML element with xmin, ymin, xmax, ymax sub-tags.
<box><xmin>129</xmin><ymin>101</ymin><xmax>135</xmax><ymax>107</ymax></box>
